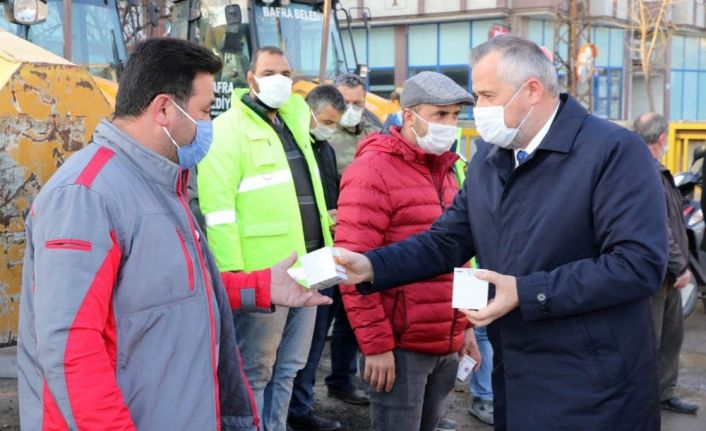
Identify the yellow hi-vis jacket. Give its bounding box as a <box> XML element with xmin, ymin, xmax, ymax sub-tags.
<box><xmin>197</xmin><ymin>88</ymin><xmax>333</xmax><ymax>273</ymax></box>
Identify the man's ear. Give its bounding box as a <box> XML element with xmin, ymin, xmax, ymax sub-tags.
<box><xmin>402</xmin><ymin>108</ymin><xmax>415</xmax><ymax>127</ymax></box>
<box><xmin>526</xmin><ymin>78</ymin><xmax>544</xmax><ymax>104</ymax></box>
<box><xmin>247</xmin><ymin>70</ymin><xmax>256</xmax><ymax>91</ymax></box>
<box><xmin>150</xmin><ymin>94</ymin><xmax>171</xmax><ymax>127</ymax></box>
<box><xmin>659</xmin><ymin>132</ymin><xmax>669</xmax><ymax>147</ymax></box>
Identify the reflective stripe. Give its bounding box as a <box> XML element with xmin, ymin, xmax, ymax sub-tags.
<box><xmin>205</xmin><ymin>210</ymin><xmax>237</xmax><ymax>227</ymax></box>
<box><xmin>238</xmin><ymin>169</ymin><xmax>292</xmax><ymax>193</ymax></box>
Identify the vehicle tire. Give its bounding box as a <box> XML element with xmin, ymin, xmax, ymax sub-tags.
<box><xmin>681</xmin><ymin>273</ymin><xmax>699</xmax><ymax>319</ymax></box>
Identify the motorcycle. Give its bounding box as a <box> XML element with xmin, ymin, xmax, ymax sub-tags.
<box><xmin>673</xmin><ymin>147</ymin><xmax>706</xmax><ymax>318</ymax></box>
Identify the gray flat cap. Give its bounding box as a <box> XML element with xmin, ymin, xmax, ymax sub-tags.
<box><xmin>400</xmin><ymin>71</ymin><xmax>474</xmax><ymax>108</ymax></box>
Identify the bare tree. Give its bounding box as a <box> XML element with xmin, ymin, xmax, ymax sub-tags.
<box><xmin>619</xmin><ymin>0</ymin><xmax>677</xmax><ymax>112</ymax></box>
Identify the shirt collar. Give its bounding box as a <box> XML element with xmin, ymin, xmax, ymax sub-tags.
<box><xmin>514</xmin><ymin>101</ymin><xmax>560</xmax><ymax>167</ymax></box>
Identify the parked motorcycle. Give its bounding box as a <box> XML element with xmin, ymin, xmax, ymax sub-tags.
<box><xmin>673</xmin><ymin>147</ymin><xmax>706</xmax><ymax>318</ymax></box>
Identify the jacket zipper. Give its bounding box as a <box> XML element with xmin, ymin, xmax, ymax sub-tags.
<box><xmin>44</xmin><ymin>239</ymin><xmax>92</xmax><ymax>251</ymax></box>
<box><xmin>175</xmin><ymin>228</ymin><xmax>195</xmax><ymax>291</ymax></box>
<box><xmin>428</xmin><ymin>166</ymin><xmax>446</xmax><ymax>210</ymax></box>
<box><xmin>176</xmin><ymin>171</ymin><xmax>223</xmax><ymax>430</ymax></box>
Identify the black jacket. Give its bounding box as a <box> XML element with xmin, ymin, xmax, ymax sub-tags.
<box><xmin>657</xmin><ymin>160</ymin><xmax>689</xmax><ymax>283</ymax></box>
<box><xmin>359</xmin><ymin>95</ymin><xmax>666</xmax><ymax>430</ymax></box>
<box><xmin>312</xmin><ymin>136</ymin><xmax>340</xmax><ymax>210</ymax></box>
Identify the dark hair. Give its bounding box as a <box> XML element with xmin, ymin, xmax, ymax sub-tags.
<box><xmin>115</xmin><ymin>38</ymin><xmax>222</xmax><ymax>118</ymax></box>
<box><xmin>633</xmin><ymin>112</ymin><xmax>668</xmax><ymax>145</ymax></box>
<box><xmin>390</xmin><ymin>91</ymin><xmax>400</xmax><ymax>102</ymax></box>
<box><xmin>305</xmin><ymin>85</ymin><xmax>346</xmax><ymax>114</ymax></box>
<box><xmin>332</xmin><ymin>73</ymin><xmax>365</xmax><ymax>89</ymax></box>
<box><xmin>250</xmin><ymin>46</ymin><xmax>287</xmax><ymax>72</ymax></box>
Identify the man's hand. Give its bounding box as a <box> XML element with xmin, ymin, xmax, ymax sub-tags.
<box><xmin>364</xmin><ymin>351</ymin><xmax>396</xmax><ymax>392</ymax></box>
<box><xmin>460</xmin><ymin>327</ymin><xmax>481</xmax><ymax>371</ymax></box>
<box><xmin>270</xmin><ymin>252</ymin><xmax>333</xmax><ymax>307</ymax></box>
<box><xmin>334</xmin><ymin>248</ymin><xmax>374</xmax><ymax>285</ymax></box>
<box><xmin>462</xmin><ymin>270</ymin><xmax>519</xmax><ymax>327</ymax></box>
<box><xmin>674</xmin><ymin>270</ymin><xmax>691</xmax><ymax>289</ymax></box>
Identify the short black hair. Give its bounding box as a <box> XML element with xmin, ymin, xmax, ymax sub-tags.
<box><xmin>115</xmin><ymin>38</ymin><xmax>222</xmax><ymax>118</ymax></box>
<box><xmin>305</xmin><ymin>85</ymin><xmax>346</xmax><ymax>114</ymax></box>
<box><xmin>332</xmin><ymin>73</ymin><xmax>365</xmax><ymax>89</ymax></box>
<box><xmin>250</xmin><ymin>46</ymin><xmax>286</xmax><ymax>72</ymax></box>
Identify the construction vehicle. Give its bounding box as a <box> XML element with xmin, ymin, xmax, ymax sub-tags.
<box><xmin>0</xmin><ymin>30</ymin><xmax>114</xmax><ymax>346</ymax></box>
<box><xmin>165</xmin><ymin>0</ymin><xmax>396</xmax><ymax>121</ymax></box>
<box><xmin>1</xmin><ymin>0</ymin><xmax>126</xmax><ymax>104</ymax></box>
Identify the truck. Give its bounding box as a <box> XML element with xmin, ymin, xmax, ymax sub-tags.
<box><xmin>165</xmin><ymin>0</ymin><xmax>395</xmax><ymax>121</ymax></box>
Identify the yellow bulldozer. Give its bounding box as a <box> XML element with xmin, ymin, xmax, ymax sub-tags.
<box><xmin>0</xmin><ymin>30</ymin><xmax>114</xmax><ymax>346</ymax></box>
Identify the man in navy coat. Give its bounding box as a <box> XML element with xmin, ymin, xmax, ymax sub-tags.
<box><xmin>336</xmin><ymin>35</ymin><xmax>667</xmax><ymax>430</ymax></box>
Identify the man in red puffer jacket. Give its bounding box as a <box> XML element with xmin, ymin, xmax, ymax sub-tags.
<box><xmin>335</xmin><ymin>71</ymin><xmax>481</xmax><ymax>431</ymax></box>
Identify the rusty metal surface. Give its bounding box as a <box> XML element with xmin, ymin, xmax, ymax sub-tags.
<box><xmin>0</xmin><ymin>34</ymin><xmax>113</xmax><ymax>346</ymax></box>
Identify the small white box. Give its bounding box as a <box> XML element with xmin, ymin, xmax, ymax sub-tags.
<box><xmin>300</xmin><ymin>247</ymin><xmax>348</xmax><ymax>290</ymax></box>
<box><xmin>452</xmin><ymin>268</ymin><xmax>489</xmax><ymax>310</ymax></box>
<box><xmin>456</xmin><ymin>355</ymin><xmax>477</xmax><ymax>381</ymax></box>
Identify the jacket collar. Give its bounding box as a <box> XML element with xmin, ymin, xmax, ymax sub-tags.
<box><xmin>358</xmin><ymin>126</ymin><xmax>459</xmax><ymax>172</ymax></box>
<box><xmin>483</xmin><ymin>94</ymin><xmax>587</xmax><ymax>175</ymax></box>
<box><xmin>92</xmin><ymin>119</ymin><xmax>182</xmax><ymax>192</ymax></box>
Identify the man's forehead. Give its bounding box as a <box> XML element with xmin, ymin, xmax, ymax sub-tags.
<box><xmin>471</xmin><ymin>53</ymin><xmax>502</xmax><ymax>90</ymax></box>
<box><xmin>256</xmin><ymin>53</ymin><xmax>291</xmax><ymax>72</ymax></box>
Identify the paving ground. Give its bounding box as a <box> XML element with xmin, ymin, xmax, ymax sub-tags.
<box><xmin>0</xmin><ymin>305</ymin><xmax>705</xmax><ymax>430</ymax></box>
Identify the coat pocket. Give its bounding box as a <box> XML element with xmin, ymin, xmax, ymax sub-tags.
<box><xmin>243</xmin><ymin>221</ymin><xmax>289</xmax><ymax>237</ymax></box>
<box><xmin>249</xmin><ymin>138</ymin><xmax>276</xmax><ymax>168</ymax></box>
<box><xmin>577</xmin><ymin>313</ymin><xmax>625</xmax><ymax>389</ymax></box>
<box><xmin>390</xmin><ymin>291</ymin><xmax>409</xmax><ymax>338</ymax></box>
<box><xmin>45</xmin><ymin>238</ymin><xmax>92</xmax><ymax>251</ymax></box>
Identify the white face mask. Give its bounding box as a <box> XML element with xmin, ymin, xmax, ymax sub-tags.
<box><xmin>473</xmin><ymin>82</ymin><xmax>534</xmax><ymax>149</ymax></box>
<box><xmin>310</xmin><ymin>112</ymin><xmax>336</xmax><ymax>141</ymax></box>
<box><xmin>339</xmin><ymin>104</ymin><xmax>364</xmax><ymax>128</ymax></box>
<box><xmin>253</xmin><ymin>74</ymin><xmax>292</xmax><ymax>109</ymax></box>
<box><xmin>410</xmin><ymin>110</ymin><xmax>457</xmax><ymax>155</ymax></box>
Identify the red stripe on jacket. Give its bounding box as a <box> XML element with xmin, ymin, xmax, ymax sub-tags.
<box><xmin>75</xmin><ymin>147</ymin><xmax>115</xmax><ymax>188</ymax></box>
<box><xmin>42</xmin><ymin>379</ymin><xmax>67</xmax><ymax>430</ymax></box>
<box><xmin>221</xmin><ymin>270</ymin><xmax>272</xmax><ymax>310</ymax></box>
<box><xmin>62</xmin><ymin>231</ymin><xmax>135</xmax><ymax>430</ymax></box>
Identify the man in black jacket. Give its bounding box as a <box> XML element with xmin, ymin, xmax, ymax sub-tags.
<box><xmin>634</xmin><ymin>112</ymin><xmax>699</xmax><ymax>415</ymax></box>
<box><xmin>288</xmin><ymin>85</ymin><xmax>367</xmax><ymax>431</ymax></box>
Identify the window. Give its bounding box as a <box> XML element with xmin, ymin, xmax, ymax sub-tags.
<box><xmin>345</xmin><ymin>26</ymin><xmax>396</xmax><ymax>97</ymax></box>
<box><xmin>406</xmin><ymin>19</ymin><xmax>498</xmax><ymax>119</ymax></box>
<box><xmin>670</xmin><ymin>35</ymin><xmax>706</xmax><ymax>120</ymax></box>
<box><xmin>591</xmin><ymin>26</ymin><xmax>625</xmax><ymax>119</ymax></box>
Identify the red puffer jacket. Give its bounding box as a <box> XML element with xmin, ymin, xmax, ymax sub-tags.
<box><xmin>336</xmin><ymin>127</ymin><xmax>470</xmax><ymax>356</ymax></box>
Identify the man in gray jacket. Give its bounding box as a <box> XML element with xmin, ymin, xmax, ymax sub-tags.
<box><xmin>634</xmin><ymin>112</ymin><xmax>699</xmax><ymax>415</ymax></box>
<box><xmin>17</xmin><ymin>38</ymin><xmax>330</xmax><ymax>431</ymax></box>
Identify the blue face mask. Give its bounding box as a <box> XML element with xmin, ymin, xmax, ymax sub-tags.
<box><xmin>162</xmin><ymin>99</ymin><xmax>213</xmax><ymax>169</ymax></box>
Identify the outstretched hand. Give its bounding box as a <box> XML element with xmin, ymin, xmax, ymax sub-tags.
<box><xmin>270</xmin><ymin>252</ymin><xmax>333</xmax><ymax>307</ymax></box>
<box><xmin>334</xmin><ymin>248</ymin><xmax>374</xmax><ymax>285</ymax></box>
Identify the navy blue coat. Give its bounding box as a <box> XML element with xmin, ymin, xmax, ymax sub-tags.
<box><xmin>360</xmin><ymin>95</ymin><xmax>667</xmax><ymax>430</ymax></box>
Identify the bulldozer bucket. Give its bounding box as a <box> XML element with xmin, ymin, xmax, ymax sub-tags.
<box><xmin>0</xmin><ymin>31</ymin><xmax>114</xmax><ymax>346</ymax></box>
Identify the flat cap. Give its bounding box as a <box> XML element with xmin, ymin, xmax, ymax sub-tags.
<box><xmin>400</xmin><ymin>71</ymin><xmax>475</xmax><ymax>108</ymax></box>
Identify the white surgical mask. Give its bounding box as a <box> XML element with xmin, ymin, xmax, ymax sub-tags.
<box><xmin>310</xmin><ymin>112</ymin><xmax>337</xmax><ymax>141</ymax></box>
<box><xmin>339</xmin><ymin>104</ymin><xmax>364</xmax><ymax>128</ymax></box>
<box><xmin>253</xmin><ymin>74</ymin><xmax>292</xmax><ymax>109</ymax></box>
<box><xmin>473</xmin><ymin>82</ymin><xmax>534</xmax><ymax>149</ymax></box>
<box><xmin>410</xmin><ymin>110</ymin><xmax>457</xmax><ymax>155</ymax></box>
